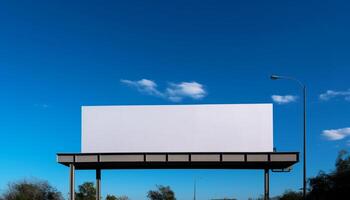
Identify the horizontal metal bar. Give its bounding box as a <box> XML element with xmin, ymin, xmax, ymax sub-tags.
<box><xmin>57</xmin><ymin>152</ymin><xmax>299</xmax><ymax>156</ymax></box>
<box><xmin>57</xmin><ymin>152</ymin><xmax>299</xmax><ymax>170</ymax></box>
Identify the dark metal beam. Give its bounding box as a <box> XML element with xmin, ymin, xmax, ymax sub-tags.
<box><xmin>264</xmin><ymin>169</ymin><xmax>269</xmax><ymax>200</ymax></box>
<box><xmin>57</xmin><ymin>152</ymin><xmax>299</xmax><ymax>170</ymax></box>
<box><xmin>69</xmin><ymin>164</ymin><xmax>75</xmax><ymax>200</ymax></box>
<box><xmin>96</xmin><ymin>169</ymin><xmax>101</xmax><ymax>200</ymax></box>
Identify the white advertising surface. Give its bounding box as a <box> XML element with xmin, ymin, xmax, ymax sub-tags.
<box><xmin>82</xmin><ymin>104</ymin><xmax>273</xmax><ymax>153</ymax></box>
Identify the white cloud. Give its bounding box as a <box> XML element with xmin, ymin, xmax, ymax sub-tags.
<box><xmin>121</xmin><ymin>79</ymin><xmax>207</xmax><ymax>102</ymax></box>
<box><xmin>120</xmin><ymin>79</ymin><xmax>164</xmax><ymax>97</ymax></box>
<box><xmin>319</xmin><ymin>89</ymin><xmax>350</xmax><ymax>101</ymax></box>
<box><xmin>271</xmin><ymin>95</ymin><xmax>298</xmax><ymax>104</ymax></box>
<box><xmin>166</xmin><ymin>82</ymin><xmax>206</xmax><ymax>102</ymax></box>
<box><xmin>322</xmin><ymin>127</ymin><xmax>350</xmax><ymax>141</ymax></box>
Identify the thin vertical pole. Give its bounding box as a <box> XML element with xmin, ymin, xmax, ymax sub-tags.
<box><xmin>303</xmin><ymin>86</ymin><xmax>307</xmax><ymax>199</ymax></box>
<box><xmin>96</xmin><ymin>169</ymin><xmax>101</xmax><ymax>200</ymax></box>
<box><xmin>69</xmin><ymin>164</ymin><xmax>75</xmax><ymax>200</ymax></box>
<box><xmin>264</xmin><ymin>169</ymin><xmax>269</xmax><ymax>200</ymax></box>
<box><xmin>193</xmin><ymin>179</ymin><xmax>196</xmax><ymax>200</ymax></box>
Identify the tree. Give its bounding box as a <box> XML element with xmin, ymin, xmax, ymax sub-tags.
<box><xmin>278</xmin><ymin>190</ymin><xmax>302</xmax><ymax>200</ymax></box>
<box><xmin>147</xmin><ymin>185</ymin><xmax>176</xmax><ymax>200</ymax></box>
<box><xmin>308</xmin><ymin>171</ymin><xmax>332</xmax><ymax>200</ymax></box>
<box><xmin>1</xmin><ymin>179</ymin><xmax>63</xmax><ymax>200</ymax></box>
<box><xmin>332</xmin><ymin>149</ymin><xmax>350</xmax><ymax>197</ymax></box>
<box><xmin>307</xmin><ymin>150</ymin><xmax>350</xmax><ymax>200</ymax></box>
<box><xmin>76</xmin><ymin>182</ymin><xmax>96</xmax><ymax>200</ymax></box>
<box><xmin>106</xmin><ymin>195</ymin><xmax>129</xmax><ymax>200</ymax></box>
<box><xmin>106</xmin><ymin>195</ymin><xmax>117</xmax><ymax>200</ymax></box>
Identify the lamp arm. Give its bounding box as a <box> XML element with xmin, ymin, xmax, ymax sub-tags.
<box><xmin>276</xmin><ymin>76</ymin><xmax>305</xmax><ymax>88</ymax></box>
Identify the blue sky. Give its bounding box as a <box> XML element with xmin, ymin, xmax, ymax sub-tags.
<box><xmin>0</xmin><ymin>0</ymin><xmax>349</xmax><ymax>199</ymax></box>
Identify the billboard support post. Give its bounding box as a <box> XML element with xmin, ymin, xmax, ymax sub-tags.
<box><xmin>96</xmin><ymin>169</ymin><xmax>101</xmax><ymax>200</ymax></box>
<box><xmin>69</xmin><ymin>164</ymin><xmax>75</xmax><ymax>200</ymax></box>
<box><xmin>264</xmin><ymin>169</ymin><xmax>269</xmax><ymax>200</ymax></box>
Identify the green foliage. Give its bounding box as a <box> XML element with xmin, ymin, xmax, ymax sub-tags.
<box><xmin>147</xmin><ymin>185</ymin><xmax>176</xmax><ymax>200</ymax></box>
<box><xmin>76</xmin><ymin>182</ymin><xmax>96</xmax><ymax>200</ymax></box>
<box><xmin>106</xmin><ymin>195</ymin><xmax>117</xmax><ymax>200</ymax></box>
<box><xmin>1</xmin><ymin>179</ymin><xmax>63</xmax><ymax>200</ymax></box>
<box><xmin>279</xmin><ymin>190</ymin><xmax>302</xmax><ymax>200</ymax></box>
<box><xmin>307</xmin><ymin>150</ymin><xmax>350</xmax><ymax>200</ymax></box>
<box><xmin>106</xmin><ymin>195</ymin><xmax>129</xmax><ymax>200</ymax></box>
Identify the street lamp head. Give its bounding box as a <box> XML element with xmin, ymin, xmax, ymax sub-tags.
<box><xmin>270</xmin><ymin>75</ymin><xmax>280</xmax><ymax>80</ymax></box>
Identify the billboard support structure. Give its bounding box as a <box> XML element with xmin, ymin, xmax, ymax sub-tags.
<box><xmin>58</xmin><ymin>152</ymin><xmax>298</xmax><ymax>200</ymax></box>
<box><xmin>65</xmin><ymin>166</ymin><xmax>269</xmax><ymax>200</ymax></box>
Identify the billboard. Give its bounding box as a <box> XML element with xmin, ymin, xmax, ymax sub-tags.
<box><xmin>82</xmin><ymin>104</ymin><xmax>273</xmax><ymax>153</ymax></box>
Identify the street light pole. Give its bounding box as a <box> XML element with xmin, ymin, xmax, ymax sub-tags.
<box><xmin>302</xmin><ymin>85</ymin><xmax>307</xmax><ymax>199</ymax></box>
<box><xmin>270</xmin><ymin>75</ymin><xmax>307</xmax><ymax>199</ymax></box>
<box><xmin>193</xmin><ymin>179</ymin><xmax>196</xmax><ymax>200</ymax></box>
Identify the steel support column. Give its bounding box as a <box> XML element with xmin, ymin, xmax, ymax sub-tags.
<box><xmin>264</xmin><ymin>169</ymin><xmax>270</xmax><ymax>200</ymax></box>
<box><xmin>69</xmin><ymin>164</ymin><xmax>75</xmax><ymax>200</ymax></box>
<box><xmin>96</xmin><ymin>169</ymin><xmax>101</xmax><ymax>200</ymax></box>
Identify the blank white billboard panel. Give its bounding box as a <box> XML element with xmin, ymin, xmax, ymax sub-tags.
<box><xmin>82</xmin><ymin>104</ymin><xmax>273</xmax><ymax>153</ymax></box>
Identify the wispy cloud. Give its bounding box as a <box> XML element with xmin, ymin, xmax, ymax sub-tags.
<box><xmin>319</xmin><ymin>89</ymin><xmax>350</xmax><ymax>101</ymax></box>
<box><xmin>120</xmin><ymin>79</ymin><xmax>164</xmax><ymax>97</ymax></box>
<box><xmin>322</xmin><ymin>127</ymin><xmax>350</xmax><ymax>141</ymax></box>
<box><xmin>271</xmin><ymin>95</ymin><xmax>298</xmax><ymax>104</ymax></box>
<box><xmin>121</xmin><ymin>79</ymin><xmax>207</xmax><ymax>102</ymax></box>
